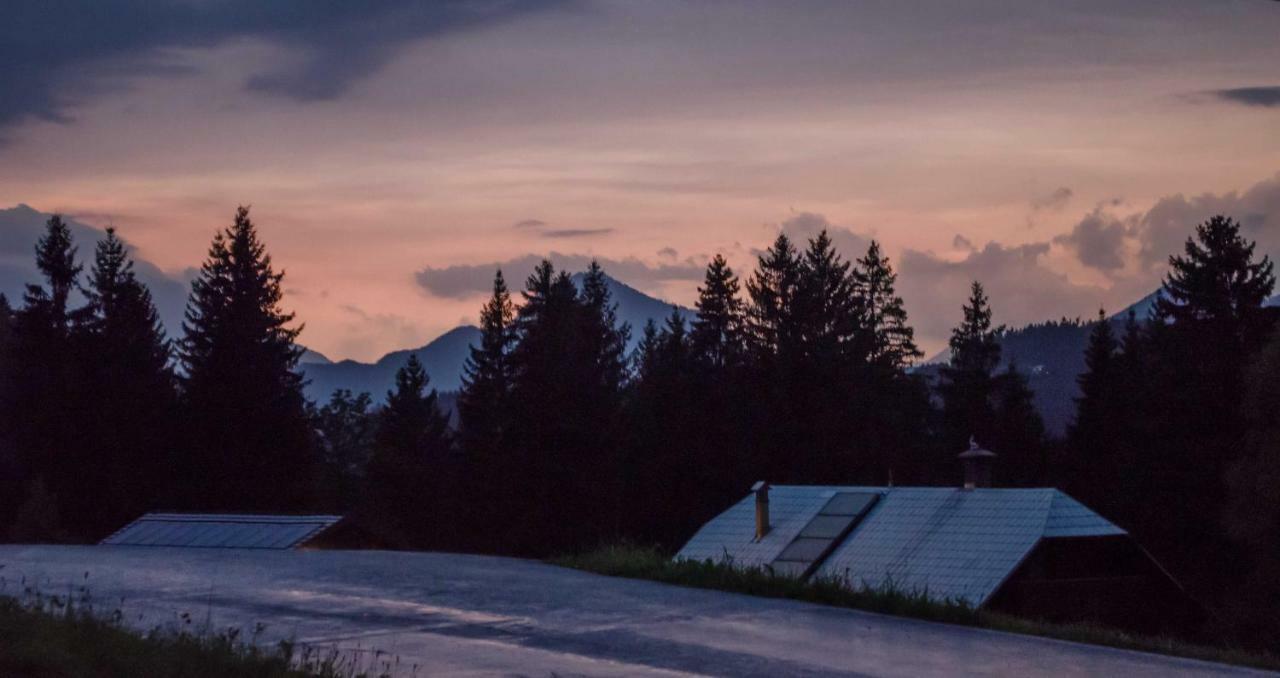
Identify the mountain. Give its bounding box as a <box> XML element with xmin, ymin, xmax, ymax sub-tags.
<box><xmin>0</xmin><ymin>204</ymin><xmax>190</xmax><ymax>338</ymax></box>
<box><xmin>300</xmin><ymin>274</ymin><xmax>693</xmax><ymax>404</ymax></box>
<box><xmin>923</xmin><ymin>289</ymin><xmax>1280</xmax><ymax>437</ymax></box>
<box><xmin>569</xmin><ymin>272</ymin><xmax>694</xmax><ymax>352</ymax></box>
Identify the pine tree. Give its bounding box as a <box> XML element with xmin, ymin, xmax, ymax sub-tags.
<box><xmin>364</xmin><ymin>355</ymin><xmax>451</xmax><ymax>546</ymax></box>
<box><xmin>580</xmin><ymin>260</ymin><xmax>630</xmax><ymax>392</ymax></box>
<box><xmin>178</xmin><ymin>206</ymin><xmax>314</xmax><ymax>510</ymax></box>
<box><xmin>503</xmin><ymin>259</ymin><xmax>625</xmax><ymax>554</ymax></box>
<box><xmin>689</xmin><ymin>254</ymin><xmax>746</xmax><ymax>370</ymax></box>
<box><xmin>992</xmin><ymin>361</ymin><xmax>1046</xmax><ymax>485</ymax></box>
<box><xmin>23</xmin><ymin>215</ymin><xmax>81</xmax><ymax>327</ymax></box>
<box><xmin>459</xmin><ymin>270</ymin><xmax>516</xmax><ymax>463</ymax></box>
<box><xmin>0</xmin><ymin>293</ymin><xmax>20</xmax><ymax>530</ymax></box>
<box><xmin>938</xmin><ymin>282</ymin><xmax>1005</xmax><ymax>455</ymax></box>
<box><xmin>856</xmin><ymin>240</ymin><xmax>922</xmax><ymax>369</ymax></box>
<box><xmin>1069</xmin><ymin>310</ymin><xmax>1117</xmax><ymax>450</ymax></box>
<box><xmin>74</xmin><ymin>228</ymin><xmax>177</xmax><ymax>536</ymax></box>
<box><xmin>312</xmin><ymin>389</ymin><xmax>376</xmax><ymax>511</ymax></box>
<box><xmin>746</xmin><ymin>233</ymin><xmax>802</xmax><ymax>360</ymax></box>
<box><xmin>795</xmin><ymin>230</ymin><xmax>862</xmax><ymax>362</ymax></box>
<box><xmin>1155</xmin><ymin>215</ymin><xmax>1275</xmax><ymax>345</ymax></box>
<box><xmin>7</xmin><ymin>216</ymin><xmax>85</xmax><ymax>533</ymax></box>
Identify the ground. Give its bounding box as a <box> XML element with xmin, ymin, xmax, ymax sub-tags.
<box><xmin>0</xmin><ymin>546</ymin><xmax>1265</xmax><ymax>677</ymax></box>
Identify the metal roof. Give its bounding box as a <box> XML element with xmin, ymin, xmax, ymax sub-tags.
<box><xmin>676</xmin><ymin>486</ymin><xmax>1124</xmax><ymax>607</ymax></box>
<box><xmin>100</xmin><ymin>513</ymin><xmax>344</xmax><ymax>550</ymax></box>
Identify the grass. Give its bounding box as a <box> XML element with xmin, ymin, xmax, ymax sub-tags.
<box><xmin>0</xmin><ymin>588</ymin><xmax>392</xmax><ymax>678</ymax></box>
<box><xmin>553</xmin><ymin>543</ymin><xmax>1280</xmax><ymax>672</ymax></box>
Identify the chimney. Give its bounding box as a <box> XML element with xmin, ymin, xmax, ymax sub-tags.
<box><xmin>752</xmin><ymin>481</ymin><xmax>770</xmax><ymax>540</ymax></box>
<box><xmin>958</xmin><ymin>437</ymin><xmax>996</xmax><ymax>489</ymax></box>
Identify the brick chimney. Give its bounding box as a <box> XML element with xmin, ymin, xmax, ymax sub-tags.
<box><xmin>752</xmin><ymin>481</ymin><xmax>770</xmax><ymax>540</ymax></box>
<box><xmin>958</xmin><ymin>437</ymin><xmax>996</xmax><ymax>489</ymax></box>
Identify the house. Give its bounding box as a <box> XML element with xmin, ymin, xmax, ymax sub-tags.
<box><xmin>675</xmin><ymin>441</ymin><xmax>1199</xmax><ymax>634</ymax></box>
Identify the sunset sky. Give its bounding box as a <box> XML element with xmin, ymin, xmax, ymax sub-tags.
<box><xmin>3</xmin><ymin>0</ymin><xmax>1279</xmax><ymax>361</ymax></box>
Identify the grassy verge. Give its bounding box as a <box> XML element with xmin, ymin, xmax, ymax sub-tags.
<box><xmin>552</xmin><ymin>543</ymin><xmax>1280</xmax><ymax>672</ymax></box>
<box><xmin>0</xmin><ymin>594</ymin><xmax>374</xmax><ymax>677</ymax></box>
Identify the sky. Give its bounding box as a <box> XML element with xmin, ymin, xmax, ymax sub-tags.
<box><xmin>2</xmin><ymin>0</ymin><xmax>1279</xmax><ymax>361</ymax></box>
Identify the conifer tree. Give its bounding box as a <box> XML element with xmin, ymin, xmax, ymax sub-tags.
<box><xmin>689</xmin><ymin>254</ymin><xmax>746</xmax><ymax>370</ymax></box>
<box><xmin>459</xmin><ymin>270</ymin><xmax>516</xmax><ymax>462</ymax></box>
<box><xmin>364</xmin><ymin>355</ymin><xmax>451</xmax><ymax>545</ymax></box>
<box><xmin>74</xmin><ymin>228</ymin><xmax>177</xmax><ymax>535</ymax></box>
<box><xmin>939</xmin><ymin>281</ymin><xmax>1005</xmax><ymax>454</ymax></box>
<box><xmin>1069</xmin><ymin>309</ymin><xmax>1118</xmax><ymax>455</ymax></box>
<box><xmin>7</xmin><ymin>216</ymin><xmax>85</xmax><ymax>532</ymax></box>
<box><xmin>312</xmin><ymin>389</ymin><xmax>376</xmax><ymax>511</ymax></box>
<box><xmin>178</xmin><ymin>206</ymin><xmax>314</xmax><ymax>510</ymax></box>
<box><xmin>580</xmin><ymin>260</ymin><xmax>630</xmax><ymax>392</ymax></box>
<box><xmin>746</xmin><ymin>233</ymin><xmax>802</xmax><ymax>359</ymax></box>
<box><xmin>855</xmin><ymin>240</ymin><xmax>922</xmax><ymax>369</ymax></box>
<box><xmin>795</xmin><ymin>230</ymin><xmax>862</xmax><ymax>363</ymax></box>
<box><xmin>503</xmin><ymin>259</ymin><xmax>624</xmax><ymax>554</ymax></box>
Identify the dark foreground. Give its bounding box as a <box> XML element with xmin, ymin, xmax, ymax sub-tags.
<box><xmin>0</xmin><ymin>545</ymin><xmax>1267</xmax><ymax>677</ymax></box>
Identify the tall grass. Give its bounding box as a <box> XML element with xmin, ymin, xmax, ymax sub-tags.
<box><xmin>0</xmin><ymin>587</ymin><xmax>397</xmax><ymax>678</ymax></box>
<box><xmin>553</xmin><ymin>543</ymin><xmax>1280</xmax><ymax>672</ymax></box>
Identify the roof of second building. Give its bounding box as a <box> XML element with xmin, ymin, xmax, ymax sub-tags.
<box><xmin>100</xmin><ymin>513</ymin><xmax>344</xmax><ymax>550</ymax></box>
<box><xmin>676</xmin><ymin>486</ymin><xmax>1123</xmax><ymax>607</ymax></box>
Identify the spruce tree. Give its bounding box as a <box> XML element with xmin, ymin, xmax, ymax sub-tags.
<box><xmin>312</xmin><ymin>389</ymin><xmax>376</xmax><ymax>511</ymax></box>
<box><xmin>689</xmin><ymin>254</ymin><xmax>746</xmax><ymax>370</ymax></box>
<box><xmin>580</xmin><ymin>260</ymin><xmax>630</xmax><ymax>392</ymax></box>
<box><xmin>7</xmin><ymin>216</ymin><xmax>85</xmax><ymax>534</ymax></box>
<box><xmin>178</xmin><ymin>206</ymin><xmax>314</xmax><ymax>510</ymax></box>
<box><xmin>459</xmin><ymin>270</ymin><xmax>516</xmax><ymax>462</ymax></box>
<box><xmin>75</xmin><ymin>228</ymin><xmax>177</xmax><ymax>536</ymax></box>
<box><xmin>938</xmin><ymin>282</ymin><xmax>1004</xmax><ymax>456</ymax></box>
<box><xmin>746</xmin><ymin>233</ymin><xmax>802</xmax><ymax>360</ymax></box>
<box><xmin>795</xmin><ymin>230</ymin><xmax>862</xmax><ymax>362</ymax></box>
<box><xmin>503</xmin><ymin>259</ymin><xmax>624</xmax><ymax>554</ymax></box>
<box><xmin>855</xmin><ymin>240</ymin><xmax>922</xmax><ymax>369</ymax></box>
<box><xmin>364</xmin><ymin>355</ymin><xmax>451</xmax><ymax>546</ymax></box>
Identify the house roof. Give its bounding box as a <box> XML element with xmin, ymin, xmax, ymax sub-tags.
<box><xmin>675</xmin><ymin>486</ymin><xmax>1124</xmax><ymax>606</ymax></box>
<box><xmin>100</xmin><ymin>513</ymin><xmax>344</xmax><ymax>550</ymax></box>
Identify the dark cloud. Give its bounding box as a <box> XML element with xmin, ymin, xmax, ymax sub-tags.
<box><xmin>541</xmin><ymin>228</ymin><xmax>614</xmax><ymax>238</ymax></box>
<box><xmin>1031</xmin><ymin>187</ymin><xmax>1074</xmax><ymax>212</ymax></box>
<box><xmin>1053</xmin><ymin>207</ymin><xmax>1131</xmax><ymax>272</ymax></box>
<box><xmin>513</xmin><ymin>218</ymin><xmax>548</xmax><ymax>229</ymax></box>
<box><xmin>898</xmin><ymin>240</ymin><xmax>1106</xmax><ymax>347</ymax></box>
<box><xmin>0</xmin><ymin>1</ymin><xmax>566</xmax><ymax>133</ymax></box>
<box><xmin>1211</xmin><ymin>86</ymin><xmax>1280</xmax><ymax>108</ymax></box>
<box><xmin>657</xmin><ymin>247</ymin><xmax>679</xmax><ymax>260</ymax></box>
<box><xmin>416</xmin><ymin>251</ymin><xmax>704</xmax><ymax>299</ymax></box>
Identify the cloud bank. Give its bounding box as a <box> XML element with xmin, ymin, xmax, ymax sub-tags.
<box><xmin>0</xmin><ymin>0</ymin><xmax>566</xmax><ymax>133</ymax></box>
<box><xmin>416</xmin><ymin>251</ymin><xmax>704</xmax><ymax>299</ymax></box>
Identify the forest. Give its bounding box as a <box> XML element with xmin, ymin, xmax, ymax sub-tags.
<box><xmin>0</xmin><ymin>207</ymin><xmax>1277</xmax><ymax>650</ymax></box>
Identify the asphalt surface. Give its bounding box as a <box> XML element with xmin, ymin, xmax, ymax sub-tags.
<box><xmin>0</xmin><ymin>545</ymin><xmax>1267</xmax><ymax>677</ymax></box>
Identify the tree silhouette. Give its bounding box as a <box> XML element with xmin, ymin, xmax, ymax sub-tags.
<box><xmin>363</xmin><ymin>355</ymin><xmax>451</xmax><ymax>546</ymax></box>
<box><xmin>855</xmin><ymin>240</ymin><xmax>922</xmax><ymax>370</ymax></box>
<box><xmin>75</xmin><ymin>228</ymin><xmax>177</xmax><ymax>536</ymax></box>
<box><xmin>178</xmin><ymin>206</ymin><xmax>314</xmax><ymax>510</ymax></box>
<box><xmin>689</xmin><ymin>254</ymin><xmax>746</xmax><ymax>371</ymax></box>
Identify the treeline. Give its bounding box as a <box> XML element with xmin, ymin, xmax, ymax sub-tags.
<box><xmin>0</xmin><ymin>208</ymin><xmax>1277</xmax><ymax>648</ymax></box>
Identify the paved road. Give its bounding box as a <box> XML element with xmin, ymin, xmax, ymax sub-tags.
<box><xmin>0</xmin><ymin>545</ymin><xmax>1266</xmax><ymax>677</ymax></box>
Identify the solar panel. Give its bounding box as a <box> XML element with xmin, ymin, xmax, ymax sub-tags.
<box><xmin>100</xmin><ymin>513</ymin><xmax>343</xmax><ymax>550</ymax></box>
<box><xmin>770</xmin><ymin>492</ymin><xmax>880</xmax><ymax>580</ymax></box>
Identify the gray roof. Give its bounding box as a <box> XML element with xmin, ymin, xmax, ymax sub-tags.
<box><xmin>676</xmin><ymin>486</ymin><xmax>1124</xmax><ymax>607</ymax></box>
<box><xmin>101</xmin><ymin>513</ymin><xmax>343</xmax><ymax>550</ymax></box>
